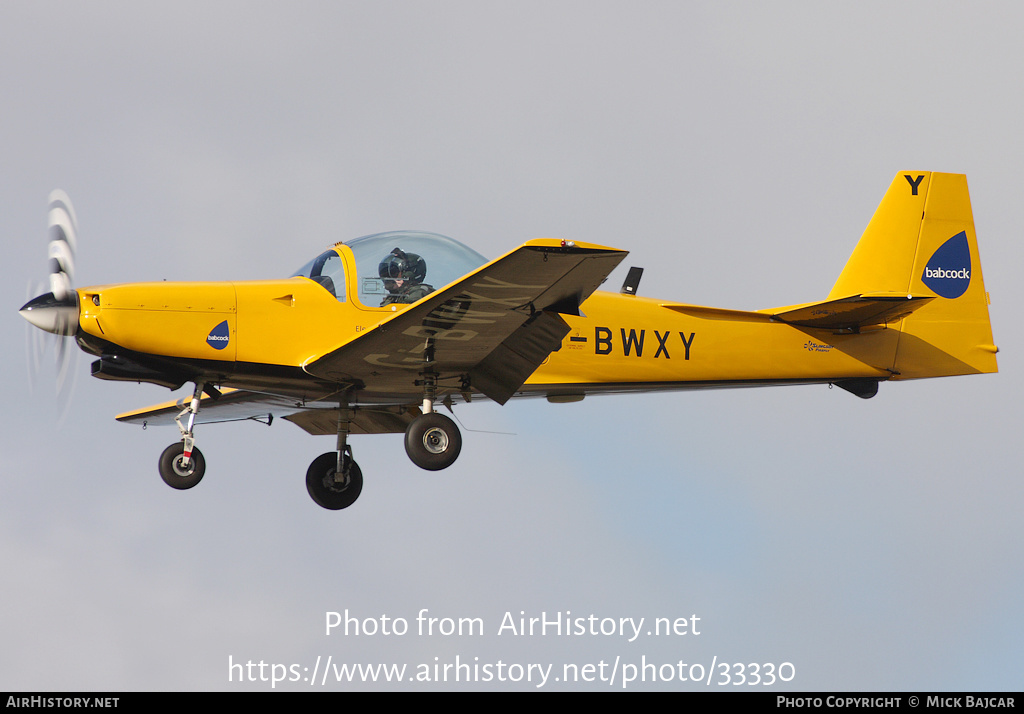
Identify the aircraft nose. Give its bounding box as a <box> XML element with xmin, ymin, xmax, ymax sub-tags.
<box><xmin>19</xmin><ymin>291</ymin><xmax>80</xmax><ymax>335</ymax></box>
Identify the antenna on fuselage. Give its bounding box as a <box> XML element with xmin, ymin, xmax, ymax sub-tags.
<box><xmin>620</xmin><ymin>266</ymin><xmax>643</xmax><ymax>295</ymax></box>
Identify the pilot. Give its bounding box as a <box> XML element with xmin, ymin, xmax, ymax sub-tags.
<box><xmin>378</xmin><ymin>247</ymin><xmax>434</xmax><ymax>306</ymax></box>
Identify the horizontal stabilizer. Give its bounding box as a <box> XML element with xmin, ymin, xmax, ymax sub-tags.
<box><xmin>770</xmin><ymin>293</ymin><xmax>935</xmax><ymax>331</ymax></box>
<box><xmin>659</xmin><ymin>303</ymin><xmax>772</xmax><ymax>322</ymax></box>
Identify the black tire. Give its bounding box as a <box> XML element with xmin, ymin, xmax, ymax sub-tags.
<box><xmin>158</xmin><ymin>442</ymin><xmax>206</xmax><ymax>490</ymax></box>
<box><xmin>306</xmin><ymin>452</ymin><xmax>363</xmax><ymax>510</ymax></box>
<box><xmin>404</xmin><ymin>412</ymin><xmax>462</xmax><ymax>471</ymax></box>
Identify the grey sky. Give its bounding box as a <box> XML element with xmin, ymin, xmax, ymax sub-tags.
<box><xmin>2</xmin><ymin>2</ymin><xmax>1021</xmax><ymax>690</ymax></box>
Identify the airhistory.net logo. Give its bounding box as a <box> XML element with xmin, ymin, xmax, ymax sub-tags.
<box><xmin>921</xmin><ymin>231</ymin><xmax>971</xmax><ymax>299</ymax></box>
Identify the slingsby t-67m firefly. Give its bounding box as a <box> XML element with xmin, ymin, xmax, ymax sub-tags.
<box><xmin>20</xmin><ymin>172</ymin><xmax>998</xmax><ymax>510</ymax></box>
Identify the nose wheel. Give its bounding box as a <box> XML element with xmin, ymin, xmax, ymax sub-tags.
<box><xmin>158</xmin><ymin>442</ymin><xmax>206</xmax><ymax>489</ymax></box>
<box><xmin>159</xmin><ymin>381</ymin><xmax>210</xmax><ymax>491</ymax></box>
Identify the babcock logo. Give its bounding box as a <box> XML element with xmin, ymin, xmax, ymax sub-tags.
<box><xmin>922</xmin><ymin>231</ymin><xmax>971</xmax><ymax>299</ymax></box>
<box><xmin>206</xmin><ymin>320</ymin><xmax>230</xmax><ymax>350</ymax></box>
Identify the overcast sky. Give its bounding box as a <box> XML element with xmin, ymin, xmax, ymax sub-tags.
<box><xmin>2</xmin><ymin>1</ymin><xmax>1021</xmax><ymax>691</ymax></box>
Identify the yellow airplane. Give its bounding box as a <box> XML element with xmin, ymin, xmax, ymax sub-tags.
<box><xmin>20</xmin><ymin>172</ymin><xmax>998</xmax><ymax>510</ymax></box>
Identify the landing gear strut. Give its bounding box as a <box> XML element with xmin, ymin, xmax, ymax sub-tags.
<box><xmin>306</xmin><ymin>405</ymin><xmax>363</xmax><ymax>510</ymax></box>
<box><xmin>404</xmin><ymin>369</ymin><xmax>462</xmax><ymax>471</ymax></box>
<box><xmin>158</xmin><ymin>381</ymin><xmax>207</xmax><ymax>489</ymax></box>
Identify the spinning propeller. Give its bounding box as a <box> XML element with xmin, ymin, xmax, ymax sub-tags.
<box><xmin>20</xmin><ymin>190</ymin><xmax>82</xmax><ymax>419</ymax></box>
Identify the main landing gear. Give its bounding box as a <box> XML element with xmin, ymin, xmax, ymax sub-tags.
<box><xmin>404</xmin><ymin>369</ymin><xmax>461</xmax><ymax>471</ymax></box>
<box><xmin>300</xmin><ymin>381</ymin><xmax>463</xmax><ymax>510</ymax></box>
<box><xmin>305</xmin><ymin>408</ymin><xmax>363</xmax><ymax>510</ymax></box>
<box><xmin>306</xmin><ymin>449</ymin><xmax>363</xmax><ymax>510</ymax></box>
<box><xmin>405</xmin><ymin>412</ymin><xmax>461</xmax><ymax>470</ymax></box>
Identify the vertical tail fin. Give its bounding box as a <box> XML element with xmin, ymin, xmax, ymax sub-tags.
<box><xmin>829</xmin><ymin>172</ymin><xmax>997</xmax><ymax>379</ymax></box>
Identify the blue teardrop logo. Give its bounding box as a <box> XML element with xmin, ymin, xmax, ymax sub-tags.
<box><xmin>922</xmin><ymin>231</ymin><xmax>971</xmax><ymax>299</ymax></box>
<box><xmin>206</xmin><ymin>320</ymin><xmax>230</xmax><ymax>350</ymax></box>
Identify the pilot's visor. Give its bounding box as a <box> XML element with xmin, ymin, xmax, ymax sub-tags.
<box><xmin>380</xmin><ymin>262</ymin><xmax>405</xmax><ymax>279</ymax></box>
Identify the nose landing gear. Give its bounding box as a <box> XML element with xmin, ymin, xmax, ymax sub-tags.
<box><xmin>158</xmin><ymin>381</ymin><xmax>208</xmax><ymax>490</ymax></box>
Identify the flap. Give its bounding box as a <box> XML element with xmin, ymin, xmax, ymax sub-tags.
<box><xmin>283</xmin><ymin>406</ymin><xmax>415</xmax><ymax>435</ymax></box>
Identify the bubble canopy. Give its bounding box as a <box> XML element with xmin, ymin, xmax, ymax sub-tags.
<box><xmin>293</xmin><ymin>231</ymin><xmax>488</xmax><ymax>307</ymax></box>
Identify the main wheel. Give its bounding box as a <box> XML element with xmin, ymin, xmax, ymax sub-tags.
<box><xmin>158</xmin><ymin>442</ymin><xmax>206</xmax><ymax>490</ymax></box>
<box><xmin>306</xmin><ymin>452</ymin><xmax>363</xmax><ymax>510</ymax></box>
<box><xmin>404</xmin><ymin>412</ymin><xmax>462</xmax><ymax>471</ymax></box>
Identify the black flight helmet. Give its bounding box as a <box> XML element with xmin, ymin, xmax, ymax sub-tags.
<box><xmin>378</xmin><ymin>248</ymin><xmax>426</xmax><ymax>286</ymax></box>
